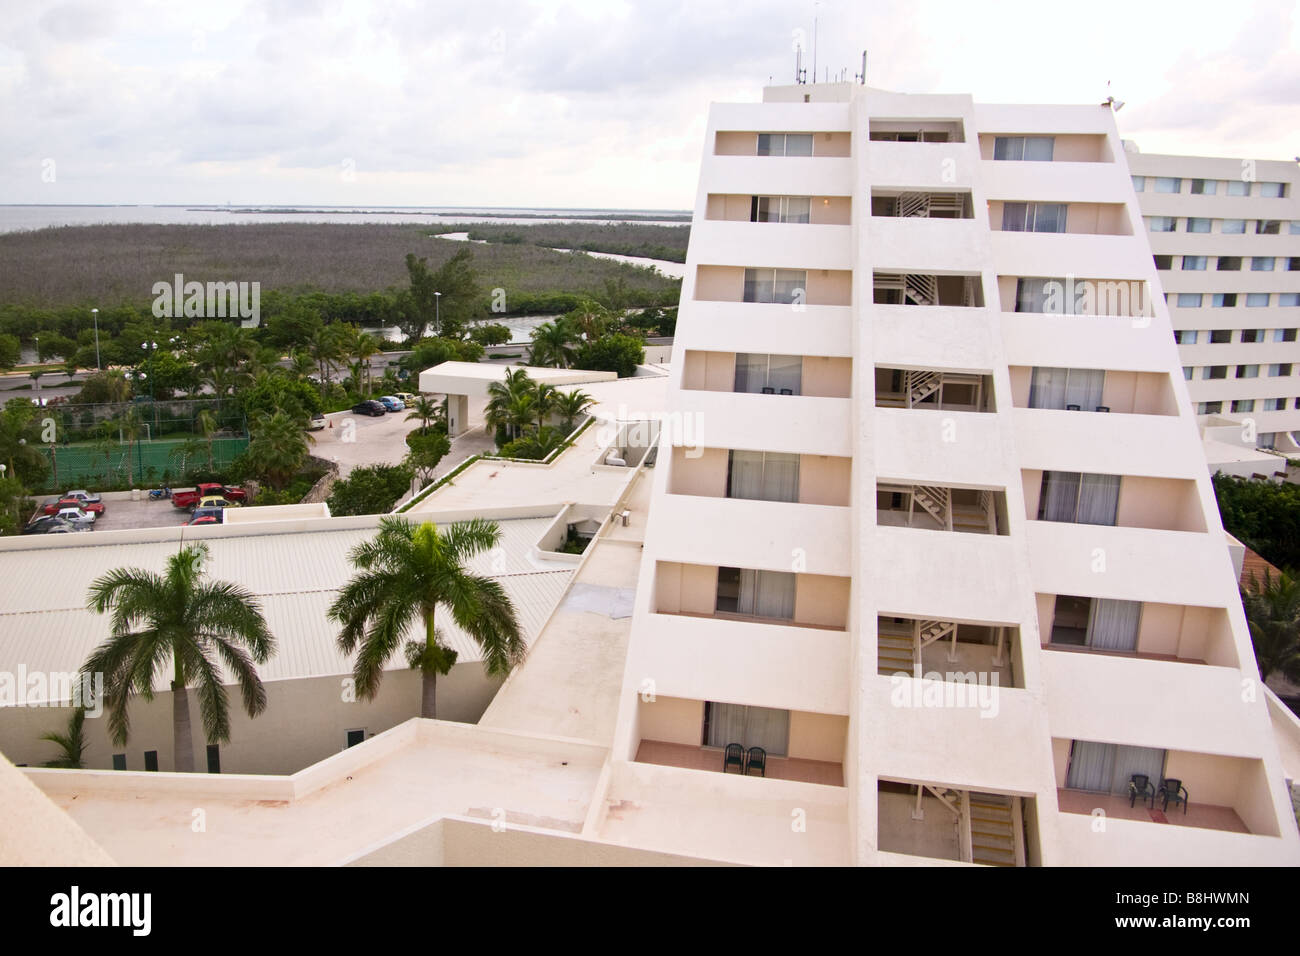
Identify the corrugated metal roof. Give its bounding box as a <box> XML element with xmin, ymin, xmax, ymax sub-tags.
<box><xmin>0</xmin><ymin>517</ymin><xmax>574</xmax><ymax>694</ymax></box>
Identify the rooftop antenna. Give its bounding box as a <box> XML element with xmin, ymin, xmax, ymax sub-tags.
<box><xmin>1101</xmin><ymin>80</ymin><xmax>1125</xmax><ymax>112</ymax></box>
<box><xmin>855</xmin><ymin>50</ymin><xmax>867</xmax><ymax>85</ymax></box>
<box><xmin>794</xmin><ymin>45</ymin><xmax>806</xmax><ymax>84</ymax></box>
<box><xmin>812</xmin><ymin>4</ymin><xmax>819</xmax><ymax>83</ymax></box>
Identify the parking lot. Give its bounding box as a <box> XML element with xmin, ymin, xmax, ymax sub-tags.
<box><xmin>312</xmin><ymin>405</ymin><xmax>429</xmax><ymax>476</ymax></box>
<box><xmin>92</xmin><ymin>496</ymin><xmax>193</xmax><ymax>532</ymax></box>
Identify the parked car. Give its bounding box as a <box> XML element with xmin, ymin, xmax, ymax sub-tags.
<box><xmin>393</xmin><ymin>392</ymin><xmax>418</xmax><ymax>405</ymax></box>
<box><xmin>63</xmin><ymin>489</ymin><xmax>102</xmax><ymax>506</ymax></box>
<box><xmin>53</xmin><ymin>507</ymin><xmax>95</xmax><ymax>529</ymax></box>
<box><xmin>352</xmin><ymin>400</ymin><xmax>386</xmax><ymax>417</ymax></box>
<box><xmin>41</xmin><ymin>495</ymin><xmax>106</xmax><ymax>517</ymax></box>
<box><xmin>21</xmin><ymin>516</ymin><xmax>81</xmax><ymax>535</ymax></box>
<box><xmin>187</xmin><ymin>508</ymin><xmax>224</xmax><ymax>525</ymax></box>
<box><xmin>307</xmin><ymin>412</ymin><xmax>327</xmax><ymax>431</ymax></box>
<box><xmin>196</xmin><ymin>495</ymin><xmax>240</xmax><ymax>511</ymax></box>
<box><xmin>378</xmin><ymin>395</ymin><xmax>405</xmax><ymax>411</ymax></box>
<box><xmin>172</xmin><ymin>483</ymin><xmax>248</xmax><ymax>510</ymax></box>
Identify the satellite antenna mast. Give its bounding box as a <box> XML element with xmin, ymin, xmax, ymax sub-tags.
<box><xmin>794</xmin><ymin>45</ymin><xmax>806</xmax><ymax>84</ymax></box>
<box><xmin>855</xmin><ymin>50</ymin><xmax>867</xmax><ymax>85</ymax></box>
<box><xmin>812</xmin><ymin>11</ymin><xmax>819</xmax><ymax>84</ymax></box>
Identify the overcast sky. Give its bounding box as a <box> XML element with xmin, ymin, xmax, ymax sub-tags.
<box><xmin>2</xmin><ymin>0</ymin><xmax>1297</xmax><ymax>209</ymax></box>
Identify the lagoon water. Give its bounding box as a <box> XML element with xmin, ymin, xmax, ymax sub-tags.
<box><xmin>0</xmin><ymin>204</ymin><xmax>689</xmax><ymax>234</ymax></box>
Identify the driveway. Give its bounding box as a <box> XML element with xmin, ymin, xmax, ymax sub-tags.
<box><xmin>311</xmin><ymin>406</ymin><xmax>426</xmax><ymax>477</ymax></box>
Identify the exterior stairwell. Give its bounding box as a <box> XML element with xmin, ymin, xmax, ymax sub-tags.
<box><xmin>894</xmin><ymin>192</ymin><xmax>966</xmax><ymax>219</ymax></box>
<box><xmin>904</xmin><ymin>369</ymin><xmax>941</xmax><ymax>407</ymax></box>
<box><xmin>877</xmin><ymin>632</ymin><xmax>915</xmax><ymax>676</ymax></box>
<box><xmin>911</xmin><ymin>485</ymin><xmax>951</xmax><ymax>530</ymax></box>
<box><xmin>969</xmin><ymin>794</ymin><xmax>1025</xmax><ymax>867</ymax></box>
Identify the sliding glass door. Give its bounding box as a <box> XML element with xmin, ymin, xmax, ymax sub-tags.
<box><xmin>1050</xmin><ymin>595</ymin><xmax>1141</xmax><ymax>652</ymax></box>
<box><xmin>1038</xmin><ymin>471</ymin><xmax>1120</xmax><ymax>525</ymax></box>
<box><xmin>733</xmin><ymin>353</ymin><xmax>803</xmax><ymax>395</ymax></box>
<box><xmin>1029</xmin><ymin>367</ymin><xmax>1105</xmax><ymax>410</ymax></box>
<box><xmin>703</xmin><ymin>702</ymin><xmax>790</xmax><ymax>756</ymax></box>
<box><xmin>727</xmin><ymin>450</ymin><xmax>800</xmax><ymax>503</ymax></box>
<box><xmin>716</xmin><ymin>567</ymin><xmax>796</xmax><ymax>620</ymax></box>
<box><xmin>1066</xmin><ymin>740</ymin><xmax>1166</xmax><ymax>795</ymax></box>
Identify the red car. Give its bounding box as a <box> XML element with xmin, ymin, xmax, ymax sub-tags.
<box><xmin>42</xmin><ymin>496</ymin><xmax>106</xmax><ymax>517</ymax></box>
<box><xmin>172</xmin><ymin>483</ymin><xmax>248</xmax><ymax>510</ymax></box>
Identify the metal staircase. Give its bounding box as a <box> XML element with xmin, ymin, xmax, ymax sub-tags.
<box><xmin>894</xmin><ymin>192</ymin><xmax>966</xmax><ymax>219</ymax></box>
<box><xmin>911</xmin><ymin>485</ymin><xmax>951</xmax><ymax>530</ymax></box>
<box><xmin>904</xmin><ymin>369</ymin><xmax>942</xmax><ymax>406</ymax></box>
<box><xmin>969</xmin><ymin>793</ymin><xmax>1025</xmax><ymax>867</ymax></box>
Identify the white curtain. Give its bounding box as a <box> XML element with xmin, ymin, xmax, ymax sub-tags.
<box><xmin>1087</xmin><ymin>598</ymin><xmax>1141</xmax><ymax>651</ymax></box>
<box><xmin>733</xmin><ymin>353</ymin><xmax>767</xmax><ymax>393</ymax></box>
<box><xmin>783</xmin><ymin>197</ymin><xmax>811</xmax><ymax>223</ymax></box>
<box><xmin>737</xmin><ymin>569</ymin><xmax>795</xmax><ymax>620</ymax></box>
<box><xmin>1077</xmin><ymin>474</ymin><xmax>1120</xmax><ymax>526</ymax></box>
<box><xmin>1064</xmin><ymin>368</ymin><xmax>1105</xmax><ymax>410</ymax></box>
<box><xmin>767</xmin><ymin>354</ymin><xmax>802</xmax><ymax>394</ymax></box>
<box><xmin>1110</xmin><ymin>746</ymin><xmax>1166</xmax><ymax>795</ymax></box>
<box><xmin>706</xmin><ymin>704</ymin><xmax>790</xmax><ymax>756</ymax></box>
<box><xmin>763</xmin><ymin>453</ymin><xmax>800</xmax><ymax>502</ymax></box>
<box><xmin>1023</xmin><ymin>137</ymin><xmax>1054</xmax><ymax>161</ymax></box>
<box><xmin>743</xmin><ymin>269</ymin><xmax>774</xmax><ymax>303</ymax></box>
<box><xmin>728</xmin><ymin>450</ymin><xmax>766</xmax><ymax>500</ymax></box>
<box><xmin>1039</xmin><ymin>471</ymin><xmax>1081</xmax><ymax>521</ymax></box>
<box><xmin>773</xmin><ymin>270</ymin><xmax>806</xmax><ymax>303</ymax></box>
<box><xmin>1065</xmin><ymin>740</ymin><xmax>1116</xmax><ymax>791</ymax></box>
<box><xmin>1029</xmin><ymin>367</ymin><xmax>1068</xmax><ymax>409</ymax></box>
<box><xmin>1002</xmin><ymin>202</ymin><xmax>1029</xmax><ymax>231</ymax></box>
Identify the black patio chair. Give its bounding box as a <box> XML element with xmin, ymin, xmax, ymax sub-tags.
<box><xmin>1157</xmin><ymin>778</ymin><xmax>1189</xmax><ymax>814</ymax></box>
<box><xmin>1095</xmin><ymin>405</ymin><xmax>1111</xmax><ymax>412</ymax></box>
<box><xmin>1128</xmin><ymin>773</ymin><xmax>1156</xmax><ymax>809</ymax></box>
<box><xmin>779</xmin><ymin>388</ymin><xmax>793</xmax><ymax>395</ymax></box>
<box><xmin>723</xmin><ymin>743</ymin><xmax>745</xmax><ymax>774</ymax></box>
<box><xmin>745</xmin><ymin>746</ymin><xmax>767</xmax><ymax>777</ymax></box>
<box><xmin>761</xmin><ymin>386</ymin><xmax>775</xmax><ymax>394</ymax></box>
<box><xmin>1066</xmin><ymin>403</ymin><xmax>1081</xmax><ymax>411</ymax></box>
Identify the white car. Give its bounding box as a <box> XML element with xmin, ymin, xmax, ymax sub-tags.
<box><xmin>55</xmin><ymin>507</ymin><xmax>95</xmax><ymax>528</ymax></box>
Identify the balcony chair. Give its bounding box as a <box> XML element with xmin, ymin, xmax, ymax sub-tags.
<box><xmin>745</xmin><ymin>746</ymin><xmax>767</xmax><ymax>777</ymax></box>
<box><xmin>1095</xmin><ymin>405</ymin><xmax>1110</xmax><ymax>412</ymax></box>
<box><xmin>1066</xmin><ymin>403</ymin><xmax>1081</xmax><ymax>411</ymax></box>
<box><xmin>1127</xmin><ymin>773</ymin><xmax>1156</xmax><ymax>809</ymax></box>
<box><xmin>1157</xmin><ymin>778</ymin><xmax>1189</xmax><ymax>814</ymax></box>
<box><xmin>723</xmin><ymin>743</ymin><xmax>745</xmax><ymax>774</ymax></box>
<box><xmin>779</xmin><ymin>388</ymin><xmax>793</xmax><ymax>395</ymax></box>
<box><xmin>761</xmin><ymin>386</ymin><xmax>775</xmax><ymax>394</ymax></box>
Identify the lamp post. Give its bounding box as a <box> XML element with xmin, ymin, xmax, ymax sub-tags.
<box><xmin>434</xmin><ymin>291</ymin><xmax>441</xmax><ymax>336</ymax></box>
<box><xmin>91</xmin><ymin>308</ymin><xmax>101</xmax><ymax>370</ymax></box>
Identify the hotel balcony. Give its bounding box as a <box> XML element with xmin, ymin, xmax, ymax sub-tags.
<box><xmin>1022</xmin><ymin>471</ymin><xmax>1207</xmax><ymax>533</ymax></box>
<box><xmin>876</xmin><ymin>615</ymin><xmax>1022</xmax><ymax>688</ymax></box>
<box><xmin>877</xmin><ymin>482</ymin><xmax>1009</xmax><ymax>535</ymax></box>
<box><xmin>680</xmin><ymin>350</ymin><xmax>851</xmax><ymax>398</ymax></box>
<box><xmin>976</xmin><ymin>131</ymin><xmax>1111</xmax><ymax>164</ymax></box>
<box><xmin>877</xmin><ymin>780</ymin><xmax>1033</xmax><ymax>867</ymax></box>
<box><xmin>987</xmin><ymin>200</ymin><xmax>1132</xmax><ymax>236</ymax></box>
<box><xmin>1007</xmin><ymin>366</ymin><xmax>1179</xmax><ymax>416</ymax></box>
<box><xmin>705</xmin><ymin>192</ymin><xmax>851</xmax><ymax>225</ymax></box>
<box><xmin>1052</xmin><ymin>739</ymin><xmax>1289</xmax><ymax>855</ymax></box>
<box><xmin>653</xmin><ymin>561</ymin><xmax>850</xmax><ymax>632</ymax></box>
<box><xmin>995</xmin><ymin>274</ymin><xmax>1154</xmax><ymax>318</ymax></box>
<box><xmin>695</xmin><ymin>265</ymin><xmax>852</xmax><ymax>306</ymax></box>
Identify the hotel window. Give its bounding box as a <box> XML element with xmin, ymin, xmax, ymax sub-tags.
<box><xmin>1274</xmin><ymin>327</ymin><xmax>1297</xmax><ymax>341</ymax></box>
<box><xmin>1291</xmin><ymin>222</ymin><xmax>1300</xmax><ymax>234</ymax></box>
<box><xmin>1282</xmin><ymin>295</ymin><xmax>1300</xmax><ymax>308</ymax></box>
<box><xmin>756</xmin><ymin>133</ymin><xmax>813</xmax><ymax>157</ymax></box>
<box><xmin>1221</xmin><ymin>219</ymin><xmax>1247</xmax><ymax>234</ymax></box>
<box><xmin>1232</xmin><ymin>399</ymin><xmax>1255</xmax><ymax>413</ymax></box>
<box><xmin>1037</xmin><ymin>471</ymin><xmax>1120</xmax><ymax>526</ymax></box>
<box><xmin>1014</xmin><ymin>277</ymin><xmax>1080</xmax><ymax>314</ymax></box>
<box><xmin>144</xmin><ymin>751</ymin><xmax>159</xmax><ymax>772</ymax></box>
<box><xmin>1252</xmin><ymin>257</ymin><xmax>1275</xmax><ymax>271</ymax></box>
<box><xmin>1217</xmin><ymin>256</ymin><xmax>1242</xmax><ymax>271</ymax></box>
<box><xmin>1289</xmin><ymin>258</ymin><xmax>1300</xmax><ymax>272</ymax></box>
<box><xmin>1154</xmin><ymin>176</ymin><xmax>1182</xmax><ymax>193</ymax></box>
<box><xmin>112</xmin><ymin>754</ymin><xmax>127</xmax><ymax>770</ymax></box>
<box><xmin>1241</xmin><ymin>328</ymin><xmax>1264</xmax><ymax>343</ymax></box>
<box><xmin>1003</xmin><ymin>202</ymin><xmax>1067</xmax><ymax>232</ymax></box>
<box><xmin>1237</xmin><ymin>364</ymin><xmax>1260</xmax><ymax>378</ymax></box>
<box><xmin>1181</xmin><ymin>256</ymin><xmax>1207</xmax><ymax>271</ymax></box>
<box><xmin>1212</xmin><ymin>293</ymin><xmax>1237</xmax><ymax>308</ymax></box>
<box><xmin>1209</xmin><ymin>330</ymin><xmax>1232</xmax><ymax>344</ymax></box>
<box><xmin>1261</xmin><ymin>182</ymin><xmax>1286</xmax><ymax>198</ymax></box>
<box><xmin>742</xmin><ymin>268</ymin><xmax>806</xmax><ymax>303</ymax></box>
<box><xmin>1226</xmin><ymin>180</ymin><xmax>1250</xmax><ymax>196</ymax></box>
<box><xmin>1176</xmin><ymin>293</ymin><xmax>1202</xmax><ymax>308</ymax></box>
<box><xmin>702</xmin><ymin>702</ymin><xmax>790</xmax><ymax>757</ymax></box>
<box><xmin>734</xmin><ymin>353</ymin><xmax>802</xmax><ymax>395</ymax></box>
<box><xmin>1247</xmin><ymin>293</ymin><xmax>1270</xmax><ymax>307</ymax></box>
<box><xmin>206</xmin><ymin>744</ymin><xmax>221</xmax><ymax>774</ymax></box>
<box><xmin>1148</xmin><ymin>216</ymin><xmax>1177</xmax><ymax>232</ymax></box>
<box><xmin>716</xmin><ymin>567</ymin><xmax>796</xmax><ymax>619</ymax></box>
<box><xmin>993</xmin><ymin>136</ymin><xmax>1054</xmax><ymax>161</ymax></box>
<box><xmin>1183</xmin><ymin>366</ymin><xmax>1195</xmax><ymax>380</ymax></box>
<box><xmin>1295</xmin><ymin>398</ymin><xmax>1300</xmax><ymax>410</ymax></box>
<box><xmin>1265</xmin><ymin>398</ymin><xmax>1287</xmax><ymax>411</ymax></box>
<box><xmin>1270</xmin><ymin>364</ymin><xmax>1293</xmax><ymax>377</ymax></box>
<box><xmin>726</xmin><ymin>450</ymin><xmax>800</xmax><ymax>503</ymax></box>
<box><xmin>1174</xmin><ymin>329</ymin><xmax>1198</xmax><ymax>344</ymax></box>
<box><xmin>1049</xmin><ymin>595</ymin><xmax>1142</xmax><ymax>650</ymax></box>
<box><xmin>346</xmin><ymin>730</ymin><xmax>366</xmax><ymax>748</ymax></box>
<box><xmin>1198</xmin><ymin>401</ymin><xmax>1223</xmax><ymax>414</ymax></box>
<box><xmin>751</xmin><ymin>196</ymin><xmax>812</xmax><ymax>223</ymax></box>
<box><xmin>1190</xmin><ymin>179</ymin><xmax>1218</xmax><ymax>195</ymax></box>
<box><xmin>1153</xmin><ymin>255</ymin><xmax>1173</xmax><ymax>270</ymax></box>
<box><xmin>1028</xmin><ymin>367</ymin><xmax>1105</xmax><ymax>410</ymax></box>
<box><xmin>1187</xmin><ymin>217</ymin><xmax>1212</xmax><ymax>233</ymax></box>
<box><xmin>1262</xmin><ymin>433</ymin><xmax>1279</xmax><ymax>449</ymax></box>
<box><xmin>1256</xmin><ymin>220</ymin><xmax>1282</xmax><ymax>235</ymax></box>
<box><xmin>1131</xmin><ymin>175</ymin><xmax>1145</xmax><ymax>192</ymax></box>
<box><xmin>1204</xmin><ymin>365</ymin><xmax>1227</xmax><ymax>379</ymax></box>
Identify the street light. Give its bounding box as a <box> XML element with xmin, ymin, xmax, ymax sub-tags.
<box><xmin>91</xmin><ymin>308</ymin><xmax>101</xmax><ymax>371</ymax></box>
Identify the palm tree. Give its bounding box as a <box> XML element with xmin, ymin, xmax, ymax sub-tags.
<box><xmin>83</xmin><ymin>543</ymin><xmax>276</xmax><ymax>772</ymax></box>
<box><xmin>1241</xmin><ymin>569</ymin><xmax>1300</xmax><ymax>684</ymax></box>
<box><xmin>117</xmin><ymin>407</ymin><xmax>144</xmax><ymax>486</ymax></box>
<box><xmin>485</xmin><ymin>368</ymin><xmax>535</xmax><ymax>441</ymax></box>
<box><xmin>502</xmin><ymin>426</ymin><xmax>565</xmax><ymax>461</ymax></box>
<box><xmin>532</xmin><ymin>382</ymin><xmax>559</xmax><ymax>430</ymax></box>
<box><xmin>328</xmin><ymin>517</ymin><xmax>525</xmax><ymax>719</ymax></box>
<box><xmin>405</xmin><ymin>395</ymin><xmax>444</xmax><ymax>433</ymax></box>
<box><xmin>196</xmin><ymin>409</ymin><xmax>218</xmax><ymax>472</ymax></box>
<box><xmin>246</xmin><ymin>409</ymin><xmax>313</xmax><ymax>490</ymax></box>
<box><xmin>40</xmin><ymin>707</ymin><xmax>88</xmax><ymax>769</ymax></box>
<box><xmin>553</xmin><ymin>389</ymin><xmax>597</xmax><ymax>433</ymax></box>
<box><xmin>288</xmin><ymin>349</ymin><xmax>316</xmax><ymax>382</ymax></box>
<box><xmin>528</xmin><ymin>320</ymin><xmax>575</xmax><ymax>368</ymax></box>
